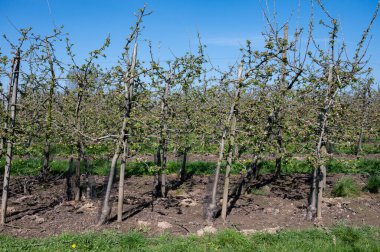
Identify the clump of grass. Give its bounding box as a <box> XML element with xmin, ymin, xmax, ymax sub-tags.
<box><xmin>364</xmin><ymin>175</ymin><xmax>380</xmax><ymax>193</ymax></box>
<box><xmin>249</xmin><ymin>185</ymin><xmax>271</xmax><ymax>196</ymax></box>
<box><xmin>332</xmin><ymin>177</ymin><xmax>360</xmax><ymax>197</ymax></box>
<box><xmin>213</xmin><ymin>229</ymin><xmax>251</xmax><ymax>249</ymax></box>
<box><xmin>174</xmin><ymin>188</ymin><xmax>185</xmax><ymax>196</ymax></box>
<box><xmin>187</xmin><ymin>161</ymin><xmax>216</xmax><ymax>175</ymax></box>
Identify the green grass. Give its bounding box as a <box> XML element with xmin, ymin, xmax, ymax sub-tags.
<box><xmin>0</xmin><ymin>226</ymin><xmax>379</xmax><ymax>251</ymax></box>
<box><xmin>334</xmin><ymin>142</ymin><xmax>380</xmax><ymax>155</ymax></box>
<box><xmin>332</xmin><ymin>176</ymin><xmax>361</xmax><ymax>197</ymax></box>
<box><xmin>1</xmin><ymin>157</ymin><xmax>379</xmax><ymax>177</ymax></box>
<box><xmin>256</xmin><ymin>158</ymin><xmax>380</xmax><ymax>175</ymax></box>
<box><xmin>0</xmin><ymin>158</ymin><xmax>218</xmax><ymax>177</ymax></box>
<box><xmin>259</xmin><ymin>159</ymin><xmax>312</xmax><ymax>174</ymax></box>
<box><xmin>364</xmin><ymin>175</ymin><xmax>380</xmax><ymax>194</ymax></box>
<box><xmin>327</xmin><ymin>158</ymin><xmax>380</xmax><ymax>175</ymax></box>
<box><xmin>12</xmin><ymin>143</ymin><xmax>114</xmax><ymax>158</ymax></box>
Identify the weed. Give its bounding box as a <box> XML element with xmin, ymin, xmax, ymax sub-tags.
<box><xmin>332</xmin><ymin>176</ymin><xmax>360</xmax><ymax>197</ymax></box>
<box><xmin>249</xmin><ymin>185</ymin><xmax>271</xmax><ymax>196</ymax></box>
<box><xmin>364</xmin><ymin>175</ymin><xmax>380</xmax><ymax>193</ymax></box>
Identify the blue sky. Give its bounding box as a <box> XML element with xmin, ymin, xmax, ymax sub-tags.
<box><xmin>1</xmin><ymin>0</ymin><xmax>380</xmax><ymax>80</ymax></box>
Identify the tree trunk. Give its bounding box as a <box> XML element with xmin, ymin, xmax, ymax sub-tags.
<box><xmin>179</xmin><ymin>148</ymin><xmax>187</xmax><ymax>182</ymax></box>
<box><xmin>97</xmin><ymin>39</ymin><xmax>139</xmax><ymax>224</ymax></box>
<box><xmin>66</xmin><ymin>154</ymin><xmax>74</xmax><ymax>201</ymax></box>
<box><xmin>207</xmin><ymin>124</ymin><xmax>227</xmax><ymax>220</ymax></box>
<box><xmin>274</xmin><ymin>109</ymin><xmax>284</xmax><ymax>179</ymax></box>
<box><xmin>154</xmin><ymin>148</ymin><xmax>161</xmax><ymax>166</ymax></box>
<box><xmin>356</xmin><ymin>129</ymin><xmax>364</xmax><ymax>155</ymax></box>
<box><xmin>221</xmin><ymin>113</ymin><xmax>237</xmax><ymax>221</ymax></box>
<box><xmin>355</xmin><ymin>81</ymin><xmax>370</xmax><ymax>156</ymax></box>
<box><xmin>320</xmin><ymin>145</ymin><xmax>327</xmax><ymax>189</ymax></box>
<box><xmin>274</xmin><ymin>155</ymin><xmax>282</xmax><ymax>178</ymax></box>
<box><xmin>41</xmin><ymin>39</ymin><xmax>56</xmax><ymax>181</ymax></box>
<box><xmin>0</xmin><ymin>58</ymin><xmax>15</xmax><ymax>166</ymax></box>
<box><xmin>117</xmin><ymin>140</ymin><xmax>127</xmax><ymax>222</ymax></box>
<box><xmin>84</xmin><ymin>156</ymin><xmax>95</xmax><ymax>199</ymax></box>
<box><xmin>307</xmin><ymin>64</ymin><xmax>334</xmax><ymax>220</ymax></box>
<box><xmin>161</xmin><ymin>134</ymin><xmax>168</xmax><ymax>198</ymax></box>
<box><xmin>317</xmin><ymin>166</ymin><xmax>324</xmax><ymax>219</ymax></box>
<box><xmin>208</xmin><ymin>63</ymin><xmax>243</xmax><ymax>220</ymax></box>
<box><xmin>307</xmin><ymin>167</ymin><xmax>318</xmax><ymax>220</ymax></box>
<box><xmin>156</xmin><ymin>77</ymin><xmax>170</xmax><ymax>198</ymax></box>
<box><xmin>0</xmin><ymin>137</ymin><xmax>3</xmax><ymax>159</ymax></box>
<box><xmin>97</xmin><ymin>150</ymin><xmax>120</xmax><ymax>225</ymax></box>
<box><xmin>307</xmin><ymin>118</ymin><xmax>328</xmax><ymax>220</ymax></box>
<box><xmin>227</xmin><ymin>102</ymin><xmax>278</xmax><ymax>202</ymax></box>
<box><xmin>1</xmin><ymin>53</ymin><xmax>20</xmax><ymax>225</ymax></box>
<box><xmin>74</xmin><ymin>142</ymin><xmax>82</xmax><ymax>201</ymax></box>
<box><xmin>154</xmin><ymin>148</ymin><xmax>161</xmax><ymax>197</ymax></box>
<box><xmin>274</xmin><ymin>25</ymin><xmax>288</xmax><ymax>179</ymax></box>
<box><xmin>41</xmin><ymin>140</ymin><xmax>50</xmax><ymax>180</ymax></box>
<box><xmin>117</xmin><ymin>43</ymin><xmax>137</xmax><ymax>222</ymax></box>
<box><xmin>73</xmin><ymin>87</ymin><xmax>84</xmax><ymax>201</ymax></box>
<box><xmin>0</xmin><ymin>139</ymin><xmax>3</xmax><ymax>159</ymax></box>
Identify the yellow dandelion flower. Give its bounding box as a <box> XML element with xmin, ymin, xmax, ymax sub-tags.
<box><xmin>71</xmin><ymin>243</ymin><xmax>77</xmax><ymax>249</ymax></box>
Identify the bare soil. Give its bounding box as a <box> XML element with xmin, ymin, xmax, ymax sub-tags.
<box><xmin>0</xmin><ymin>173</ymin><xmax>379</xmax><ymax>238</ymax></box>
<box><xmin>129</xmin><ymin>153</ymin><xmax>380</xmax><ymax>162</ymax></box>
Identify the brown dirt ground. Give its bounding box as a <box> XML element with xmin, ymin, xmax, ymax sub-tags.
<box><xmin>0</xmin><ymin>173</ymin><xmax>379</xmax><ymax>238</ymax></box>
<box><xmin>130</xmin><ymin>153</ymin><xmax>380</xmax><ymax>163</ymax></box>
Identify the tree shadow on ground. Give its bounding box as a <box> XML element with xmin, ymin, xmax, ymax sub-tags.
<box><xmin>220</xmin><ymin>174</ymin><xmax>279</xmax><ymax>218</ymax></box>
<box><xmin>108</xmin><ymin>199</ymin><xmax>154</xmax><ymax>222</ymax></box>
<box><xmin>7</xmin><ymin>197</ymin><xmax>62</xmax><ymax>222</ymax></box>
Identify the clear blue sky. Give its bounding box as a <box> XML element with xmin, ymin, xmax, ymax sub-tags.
<box><xmin>1</xmin><ymin>0</ymin><xmax>380</xmax><ymax>81</ymax></box>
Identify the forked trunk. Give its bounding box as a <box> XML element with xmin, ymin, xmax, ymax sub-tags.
<box><xmin>208</xmin><ymin>63</ymin><xmax>242</xmax><ymax>220</ymax></box>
